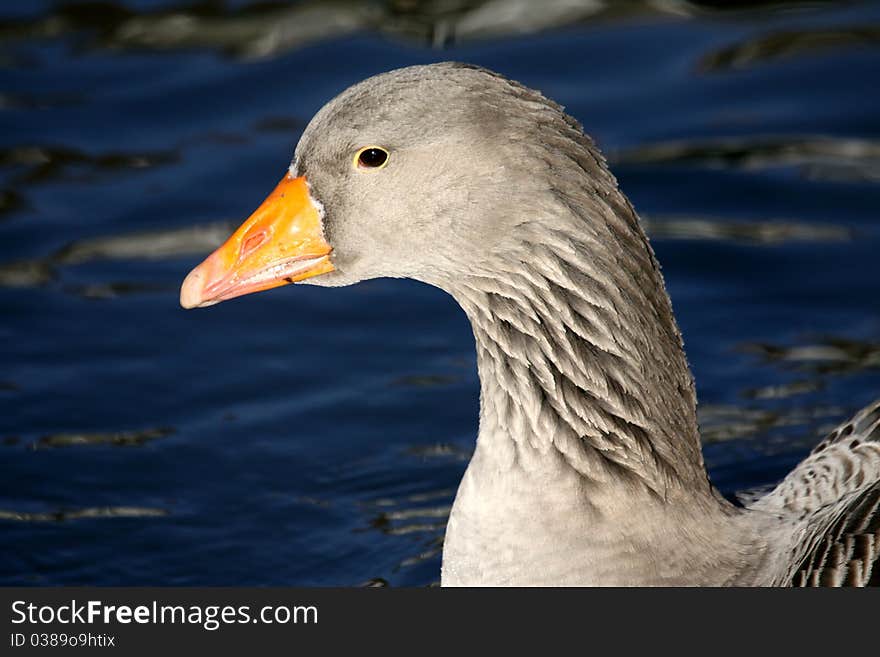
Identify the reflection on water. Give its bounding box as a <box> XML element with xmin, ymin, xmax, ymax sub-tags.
<box><xmin>641</xmin><ymin>216</ymin><xmax>852</xmax><ymax>244</ymax></box>
<box><xmin>0</xmin><ymin>1</ymin><xmax>745</xmax><ymax>58</ymax></box>
<box><xmin>0</xmin><ymin>222</ymin><xmax>235</xmax><ymax>290</ymax></box>
<box><xmin>0</xmin><ymin>0</ymin><xmax>859</xmax><ymax>58</ymax></box>
<box><xmin>741</xmin><ymin>379</ymin><xmax>822</xmax><ymax>400</ymax></box>
<box><xmin>611</xmin><ymin>135</ymin><xmax>880</xmax><ymax>182</ymax></box>
<box><xmin>699</xmin><ymin>24</ymin><xmax>880</xmax><ymax>72</ymax></box>
<box><xmin>2</xmin><ymin>0</ymin><xmax>879</xmax><ymax>586</ymax></box>
<box><xmin>53</xmin><ymin>222</ymin><xmax>237</xmax><ymax>265</ymax></box>
<box><xmin>35</xmin><ymin>427</ymin><xmax>173</xmax><ymax>449</ymax></box>
<box><xmin>0</xmin><ymin>259</ymin><xmax>54</xmax><ymax>288</ymax></box>
<box><xmin>362</xmin><ymin>488</ymin><xmax>451</xmax><ymax>583</ymax></box>
<box><xmin>742</xmin><ymin>338</ymin><xmax>880</xmax><ymax>374</ymax></box>
<box><xmin>0</xmin><ymin>144</ymin><xmax>177</xmax><ymax>184</ymax></box>
<box><xmin>698</xmin><ymin>402</ymin><xmax>843</xmax><ymax>445</ymax></box>
<box><xmin>0</xmin><ymin>507</ymin><xmax>168</xmax><ymax>523</ymax></box>
<box><xmin>0</xmin><ymin>144</ymin><xmax>177</xmax><ymax>224</ymax></box>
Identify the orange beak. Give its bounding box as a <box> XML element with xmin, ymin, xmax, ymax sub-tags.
<box><xmin>180</xmin><ymin>175</ymin><xmax>334</xmax><ymax>309</ymax></box>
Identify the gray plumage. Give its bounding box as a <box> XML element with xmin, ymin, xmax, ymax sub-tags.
<box><xmin>285</xmin><ymin>63</ymin><xmax>880</xmax><ymax>586</ymax></box>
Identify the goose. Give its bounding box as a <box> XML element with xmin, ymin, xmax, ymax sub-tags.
<box><xmin>180</xmin><ymin>63</ymin><xmax>880</xmax><ymax>586</ymax></box>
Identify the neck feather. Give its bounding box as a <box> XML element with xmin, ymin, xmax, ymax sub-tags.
<box><xmin>451</xmin><ymin>178</ymin><xmax>711</xmax><ymax>499</ymax></box>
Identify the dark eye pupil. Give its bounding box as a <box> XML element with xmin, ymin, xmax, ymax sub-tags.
<box><xmin>359</xmin><ymin>148</ymin><xmax>387</xmax><ymax>168</ymax></box>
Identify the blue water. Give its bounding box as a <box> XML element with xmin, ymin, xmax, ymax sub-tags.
<box><xmin>2</xmin><ymin>0</ymin><xmax>879</xmax><ymax>586</ymax></box>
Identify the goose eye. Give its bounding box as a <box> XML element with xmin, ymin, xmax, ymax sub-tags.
<box><xmin>355</xmin><ymin>146</ymin><xmax>389</xmax><ymax>170</ymax></box>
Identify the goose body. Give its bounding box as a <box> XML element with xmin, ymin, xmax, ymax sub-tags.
<box><xmin>180</xmin><ymin>63</ymin><xmax>880</xmax><ymax>586</ymax></box>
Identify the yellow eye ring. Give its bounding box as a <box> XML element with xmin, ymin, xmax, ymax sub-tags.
<box><xmin>353</xmin><ymin>146</ymin><xmax>389</xmax><ymax>170</ymax></box>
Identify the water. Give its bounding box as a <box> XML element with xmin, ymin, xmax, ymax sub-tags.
<box><xmin>2</xmin><ymin>0</ymin><xmax>879</xmax><ymax>586</ymax></box>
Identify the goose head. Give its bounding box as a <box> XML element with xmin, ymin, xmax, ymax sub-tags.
<box><xmin>180</xmin><ymin>62</ymin><xmax>585</xmax><ymax>306</ymax></box>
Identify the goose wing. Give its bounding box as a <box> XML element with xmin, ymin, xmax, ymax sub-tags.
<box><xmin>749</xmin><ymin>400</ymin><xmax>880</xmax><ymax>586</ymax></box>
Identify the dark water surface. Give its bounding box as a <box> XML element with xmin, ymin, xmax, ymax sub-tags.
<box><xmin>2</xmin><ymin>0</ymin><xmax>880</xmax><ymax>586</ymax></box>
